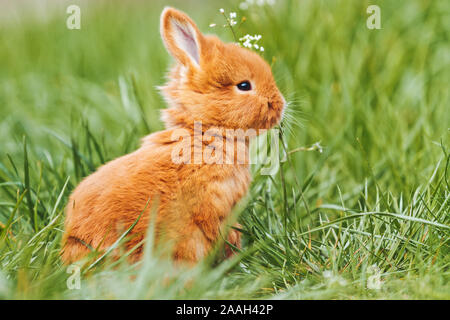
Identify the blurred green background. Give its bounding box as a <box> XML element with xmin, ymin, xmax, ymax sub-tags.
<box><xmin>0</xmin><ymin>0</ymin><xmax>448</xmax><ymax>299</ymax></box>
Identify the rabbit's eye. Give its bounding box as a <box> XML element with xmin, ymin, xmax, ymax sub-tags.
<box><xmin>237</xmin><ymin>81</ymin><xmax>252</xmax><ymax>91</ymax></box>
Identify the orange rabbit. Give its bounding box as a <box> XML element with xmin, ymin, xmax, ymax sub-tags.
<box><xmin>61</xmin><ymin>7</ymin><xmax>285</xmax><ymax>264</ymax></box>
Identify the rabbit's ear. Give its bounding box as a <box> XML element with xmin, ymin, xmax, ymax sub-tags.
<box><xmin>160</xmin><ymin>8</ymin><xmax>204</xmax><ymax>68</ymax></box>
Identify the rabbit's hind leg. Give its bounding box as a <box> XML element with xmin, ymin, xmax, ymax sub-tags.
<box><xmin>225</xmin><ymin>223</ymin><xmax>242</xmax><ymax>258</ymax></box>
<box><xmin>61</xmin><ymin>235</ymin><xmax>92</xmax><ymax>264</ymax></box>
<box><xmin>172</xmin><ymin>227</ymin><xmax>211</xmax><ymax>263</ymax></box>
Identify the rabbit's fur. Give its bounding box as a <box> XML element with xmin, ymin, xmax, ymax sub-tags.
<box><xmin>61</xmin><ymin>7</ymin><xmax>285</xmax><ymax>264</ymax></box>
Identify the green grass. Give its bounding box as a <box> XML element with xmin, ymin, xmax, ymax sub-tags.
<box><xmin>0</xmin><ymin>0</ymin><xmax>449</xmax><ymax>299</ymax></box>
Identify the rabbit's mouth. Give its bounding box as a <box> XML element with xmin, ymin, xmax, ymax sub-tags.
<box><xmin>265</xmin><ymin>95</ymin><xmax>285</xmax><ymax>128</ymax></box>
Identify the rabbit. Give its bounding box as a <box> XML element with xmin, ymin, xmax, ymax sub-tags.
<box><xmin>61</xmin><ymin>7</ymin><xmax>285</xmax><ymax>264</ymax></box>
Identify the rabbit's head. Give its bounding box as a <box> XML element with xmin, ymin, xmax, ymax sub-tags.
<box><xmin>159</xmin><ymin>7</ymin><xmax>285</xmax><ymax>131</ymax></box>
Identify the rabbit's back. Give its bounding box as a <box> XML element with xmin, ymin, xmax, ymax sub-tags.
<box><xmin>61</xmin><ymin>131</ymin><xmax>179</xmax><ymax>263</ymax></box>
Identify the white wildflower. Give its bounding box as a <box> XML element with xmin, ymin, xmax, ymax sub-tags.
<box><xmin>209</xmin><ymin>23</ymin><xmax>216</xmax><ymax>27</ymax></box>
<box><xmin>239</xmin><ymin>2</ymin><xmax>249</xmax><ymax>10</ymax></box>
<box><xmin>219</xmin><ymin>8</ymin><xmax>225</xmax><ymax>13</ymax></box>
<box><xmin>240</xmin><ymin>0</ymin><xmax>275</xmax><ymax>9</ymax></box>
<box><xmin>239</xmin><ymin>34</ymin><xmax>264</xmax><ymax>53</ymax></box>
<box><xmin>230</xmin><ymin>19</ymin><xmax>237</xmax><ymax>26</ymax></box>
<box><xmin>243</xmin><ymin>40</ymin><xmax>252</xmax><ymax>48</ymax></box>
<box><xmin>230</xmin><ymin>12</ymin><xmax>237</xmax><ymax>19</ymax></box>
<box><xmin>312</xmin><ymin>141</ymin><xmax>323</xmax><ymax>153</ymax></box>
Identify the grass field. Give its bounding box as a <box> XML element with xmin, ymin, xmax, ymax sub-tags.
<box><xmin>0</xmin><ymin>0</ymin><xmax>449</xmax><ymax>299</ymax></box>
